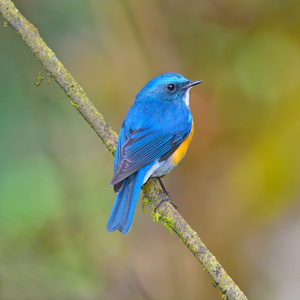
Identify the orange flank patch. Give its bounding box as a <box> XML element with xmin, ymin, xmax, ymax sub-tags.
<box><xmin>171</xmin><ymin>121</ymin><xmax>194</xmax><ymax>166</ymax></box>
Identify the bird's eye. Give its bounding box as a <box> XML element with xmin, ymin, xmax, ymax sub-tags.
<box><xmin>167</xmin><ymin>84</ymin><xmax>175</xmax><ymax>92</ymax></box>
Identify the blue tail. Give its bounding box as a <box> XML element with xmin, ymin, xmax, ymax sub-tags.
<box><xmin>107</xmin><ymin>167</ymin><xmax>150</xmax><ymax>234</ymax></box>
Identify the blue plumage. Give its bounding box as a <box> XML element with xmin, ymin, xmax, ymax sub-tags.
<box><xmin>107</xmin><ymin>73</ymin><xmax>201</xmax><ymax>234</ymax></box>
<box><xmin>107</xmin><ymin>164</ymin><xmax>153</xmax><ymax>234</ymax></box>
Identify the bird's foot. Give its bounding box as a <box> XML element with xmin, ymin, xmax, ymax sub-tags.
<box><xmin>154</xmin><ymin>194</ymin><xmax>177</xmax><ymax>211</ymax></box>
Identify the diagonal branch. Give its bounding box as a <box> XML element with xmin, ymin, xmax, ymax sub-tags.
<box><xmin>0</xmin><ymin>1</ymin><xmax>247</xmax><ymax>299</ymax></box>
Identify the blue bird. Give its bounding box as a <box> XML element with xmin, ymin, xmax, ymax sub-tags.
<box><xmin>107</xmin><ymin>72</ymin><xmax>202</xmax><ymax>234</ymax></box>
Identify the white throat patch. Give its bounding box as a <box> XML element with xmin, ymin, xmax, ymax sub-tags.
<box><xmin>183</xmin><ymin>87</ymin><xmax>191</xmax><ymax>107</ymax></box>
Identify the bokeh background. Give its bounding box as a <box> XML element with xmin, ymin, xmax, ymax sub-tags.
<box><xmin>1</xmin><ymin>0</ymin><xmax>300</xmax><ymax>299</ymax></box>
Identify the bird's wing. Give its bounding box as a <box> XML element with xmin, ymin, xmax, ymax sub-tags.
<box><xmin>110</xmin><ymin>126</ymin><xmax>190</xmax><ymax>187</ymax></box>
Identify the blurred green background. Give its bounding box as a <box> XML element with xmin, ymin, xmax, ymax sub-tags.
<box><xmin>1</xmin><ymin>0</ymin><xmax>300</xmax><ymax>299</ymax></box>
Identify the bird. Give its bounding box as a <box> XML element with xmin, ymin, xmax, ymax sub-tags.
<box><xmin>107</xmin><ymin>72</ymin><xmax>202</xmax><ymax>234</ymax></box>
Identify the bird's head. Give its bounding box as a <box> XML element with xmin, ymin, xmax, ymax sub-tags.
<box><xmin>136</xmin><ymin>72</ymin><xmax>202</xmax><ymax>106</ymax></box>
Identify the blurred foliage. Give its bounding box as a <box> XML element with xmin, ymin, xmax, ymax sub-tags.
<box><xmin>0</xmin><ymin>0</ymin><xmax>300</xmax><ymax>299</ymax></box>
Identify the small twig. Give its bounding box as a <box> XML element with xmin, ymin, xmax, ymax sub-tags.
<box><xmin>0</xmin><ymin>1</ymin><xmax>247</xmax><ymax>299</ymax></box>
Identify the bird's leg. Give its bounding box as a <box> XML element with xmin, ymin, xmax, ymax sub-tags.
<box><xmin>154</xmin><ymin>177</ymin><xmax>177</xmax><ymax>211</ymax></box>
<box><xmin>158</xmin><ymin>177</ymin><xmax>169</xmax><ymax>195</ymax></box>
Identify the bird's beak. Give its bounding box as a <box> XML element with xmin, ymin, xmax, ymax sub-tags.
<box><xmin>182</xmin><ymin>80</ymin><xmax>202</xmax><ymax>89</ymax></box>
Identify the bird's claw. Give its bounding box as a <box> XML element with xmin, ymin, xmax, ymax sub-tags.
<box><xmin>154</xmin><ymin>194</ymin><xmax>177</xmax><ymax>211</ymax></box>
